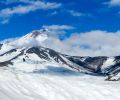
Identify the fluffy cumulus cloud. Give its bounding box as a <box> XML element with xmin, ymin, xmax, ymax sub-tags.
<box><xmin>41</xmin><ymin>27</ymin><xmax>120</xmax><ymax>56</ymax></box>
<box><xmin>107</xmin><ymin>0</ymin><xmax>120</xmax><ymax>6</ymax></box>
<box><xmin>0</xmin><ymin>0</ymin><xmax>61</xmax><ymax>24</ymax></box>
<box><xmin>42</xmin><ymin>25</ymin><xmax>75</xmax><ymax>37</ymax></box>
<box><xmin>1</xmin><ymin>24</ymin><xmax>120</xmax><ymax>57</ymax></box>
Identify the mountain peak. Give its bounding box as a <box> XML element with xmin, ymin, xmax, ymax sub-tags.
<box><xmin>30</xmin><ymin>29</ymin><xmax>48</xmax><ymax>38</ymax></box>
<box><xmin>2</xmin><ymin>29</ymin><xmax>48</xmax><ymax>49</ymax></box>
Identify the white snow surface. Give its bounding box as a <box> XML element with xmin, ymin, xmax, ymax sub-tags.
<box><xmin>0</xmin><ymin>52</ymin><xmax>119</xmax><ymax>100</ymax></box>
<box><xmin>102</xmin><ymin>57</ymin><xmax>115</xmax><ymax>69</ymax></box>
<box><xmin>0</xmin><ymin>49</ymin><xmax>21</xmax><ymax>62</ymax></box>
<box><xmin>0</xmin><ymin>49</ymin><xmax>120</xmax><ymax>100</ymax></box>
<box><xmin>0</xmin><ymin>29</ymin><xmax>48</xmax><ymax>54</ymax></box>
<box><xmin>0</xmin><ymin>66</ymin><xmax>120</xmax><ymax>100</ymax></box>
<box><xmin>8</xmin><ymin>30</ymin><xmax>48</xmax><ymax>48</ymax></box>
<box><xmin>0</xmin><ymin>44</ymin><xmax>14</xmax><ymax>55</ymax></box>
<box><xmin>109</xmin><ymin>73</ymin><xmax>120</xmax><ymax>80</ymax></box>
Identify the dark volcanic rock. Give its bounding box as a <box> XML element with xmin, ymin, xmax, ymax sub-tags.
<box><xmin>0</xmin><ymin>44</ymin><xmax>3</xmax><ymax>50</ymax></box>
<box><xmin>1</xmin><ymin>45</ymin><xmax>120</xmax><ymax>80</ymax></box>
<box><xmin>0</xmin><ymin>61</ymin><xmax>13</xmax><ymax>67</ymax></box>
<box><xmin>0</xmin><ymin>49</ymin><xmax>17</xmax><ymax>56</ymax></box>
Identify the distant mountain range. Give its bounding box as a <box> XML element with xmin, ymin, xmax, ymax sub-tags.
<box><xmin>0</xmin><ymin>29</ymin><xmax>120</xmax><ymax>81</ymax></box>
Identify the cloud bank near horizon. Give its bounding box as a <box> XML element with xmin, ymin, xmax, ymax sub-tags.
<box><xmin>41</xmin><ymin>25</ymin><xmax>120</xmax><ymax>56</ymax></box>
<box><xmin>1</xmin><ymin>24</ymin><xmax>120</xmax><ymax>56</ymax></box>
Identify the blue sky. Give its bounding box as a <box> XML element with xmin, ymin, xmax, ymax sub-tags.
<box><xmin>0</xmin><ymin>0</ymin><xmax>120</xmax><ymax>56</ymax></box>
<box><xmin>0</xmin><ymin>0</ymin><xmax>120</xmax><ymax>40</ymax></box>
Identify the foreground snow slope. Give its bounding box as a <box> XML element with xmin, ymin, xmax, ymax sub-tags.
<box><xmin>0</xmin><ymin>67</ymin><xmax>120</xmax><ymax>100</ymax></box>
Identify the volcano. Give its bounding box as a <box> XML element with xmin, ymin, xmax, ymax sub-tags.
<box><xmin>0</xmin><ymin>29</ymin><xmax>120</xmax><ymax>100</ymax></box>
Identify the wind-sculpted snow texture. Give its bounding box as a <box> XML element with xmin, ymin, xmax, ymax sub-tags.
<box><xmin>0</xmin><ymin>68</ymin><xmax>120</xmax><ymax>100</ymax></box>
<box><xmin>0</xmin><ymin>29</ymin><xmax>120</xmax><ymax>100</ymax></box>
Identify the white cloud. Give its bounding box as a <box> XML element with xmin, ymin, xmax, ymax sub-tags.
<box><xmin>2</xmin><ymin>26</ymin><xmax>120</xmax><ymax>57</ymax></box>
<box><xmin>42</xmin><ymin>29</ymin><xmax>120</xmax><ymax>56</ymax></box>
<box><xmin>0</xmin><ymin>0</ymin><xmax>62</xmax><ymax>24</ymax></box>
<box><xmin>42</xmin><ymin>25</ymin><xmax>75</xmax><ymax>37</ymax></box>
<box><xmin>0</xmin><ymin>1</ymin><xmax>61</xmax><ymax>16</ymax></box>
<box><xmin>68</xmin><ymin>10</ymin><xmax>83</xmax><ymax>17</ymax></box>
<box><xmin>107</xmin><ymin>0</ymin><xmax>120</xmax><ymax>6</ymax></box>
<box><xmin>43</xmin><ymin>25</ymin><xmax>74</xmax><ymax>30</ymax></box>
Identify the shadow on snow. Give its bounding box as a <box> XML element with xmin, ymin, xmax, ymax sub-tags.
<box><xmin>32</xmin><ymin>66</ymin><xmax>83</xmax><ymax>76</ymax></box>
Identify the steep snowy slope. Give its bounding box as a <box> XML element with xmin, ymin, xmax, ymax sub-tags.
<box><xmin>10</xmin><ymin>30</ymin><xmax>48</xmax><ymax>48</ymax></box>
<box><xmin>0</xmin><ymin>29</ymin><xmax>48</xmax><ymax>54</ymax></box>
